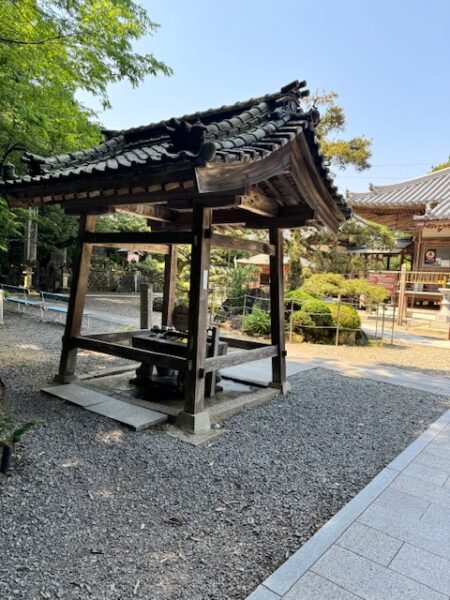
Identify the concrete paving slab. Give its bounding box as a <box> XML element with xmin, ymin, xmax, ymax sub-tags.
<box><xmin>86</xmin><ymin>397</ymin><xmax>167</xmax><ymax>431</ymax></box>
<box><xmin>282</xmin><ymin>571</ymin><xmax>360</xmax><ymax>599</ymax></box>
<box><xmin>401</xmin><ymin>461</ymin><xmax>450</xmax><ymax>486</ymax></box>
<box><xmin>336</xmin><ymin>522</ymin><xmax>403</xmax><ymax>567</ymax></box>
<box><xmin>358</xmin><ymin>503</ymin><xmax>450</xmax><ymax>560</ymax></box>
<box><xmin>246</xmin><ymin>585</ymin><xmax>280</xmax><ymax>600</ymax></box>
<box><xmin>413</xmin><ymin>449</ymin><xmax>450</xmax><ymax>474</ymax></box>
<box><xmin>391</xmin><ymin>473</ymin><xmax>450</xmax><ymax>510</ymax></box>
<box><xmin>421</xmin><ymin>503</ymin><xmax>450</xmax><ymax>529</ymax></box>
<box><xmin>390</xmin><ymin>543</ymin><xmax>450</xmax><ymax>596</ymax></box>
<box><xmin>374</xmin><ymin>487</ymin><xmax>429</xmax><ymax>520</ymax></box>
<box><xmin>42</xmin><ymin>383</ymin><xmax>109</xmax><ymax>407</ymax></box>
<box><xmin>221</xmin><ymin>359</ymin><xmax>316</xmax><ymax>387</ymax></box>
<box><xmin>311</xmin><ymin>545</ymin><xmax>447</xmax><ymax>600</ymax></box>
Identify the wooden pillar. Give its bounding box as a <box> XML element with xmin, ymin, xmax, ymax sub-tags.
<box><xmin>55</xmin><ymin>214</ymin><xmax>96</xmax><ymax>383</ymax></box>
<box><xmin>162</xmin><ymin>245</ymin><xmax>177</xmax><ymax>327</ymax></box>
<box><xmin>178</xmin><ymin>204</ymin><xmax>212</xmax><ymax>432</ymax></box>
<box><xmin>269</xmin><ymin>228</ymin><xmax>288</xmax><ymax>393</ymax></box>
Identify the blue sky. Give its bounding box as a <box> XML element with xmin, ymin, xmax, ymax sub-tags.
<box><xmin>86</xmin><ymin>0</ymin><xmax>450</xmax><ymax>193</ymax></box>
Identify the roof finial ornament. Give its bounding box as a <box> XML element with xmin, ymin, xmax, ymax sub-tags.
<box><xmin>166</xmin><ymin>118</ymin><xmax>208</xmax><ymax>154</ymax></box>
<box><xmin>2</xmin><ymin>162</ymin><xmax>16</xmax><ymax>180</ymax></box>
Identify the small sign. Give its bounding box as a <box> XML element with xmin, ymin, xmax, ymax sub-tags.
<box><xmin>424</xmin><ymin>249</ymin><xmax>437</xmax><ymax>265</ymax></box>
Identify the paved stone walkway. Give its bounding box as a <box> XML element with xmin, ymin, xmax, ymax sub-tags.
<box><xmin>223</xmin><ymin>357</ymin><xmax>450</xmax><ymax>397</ymax></box>
<box><xmin>247</xmin><ymin>404</ymin><xmax>450</xmax><ymax>599</ymax></box>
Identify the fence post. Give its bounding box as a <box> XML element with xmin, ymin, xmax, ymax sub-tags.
<box><xmin>374</xmin><ymin>302</ymin><xmax>380</xmax><ymax>340</ymax></box>
<box><xmin>335</xmin><ymin>294</ymin><xmax>341</xmax><ymax>346</ymax></box>
<box><xmin>381</xmin><ymin>302</ymin><xmax>386</xmax><ymax>344</ymax></box>
<box><xmin>289</xmin><ymin>299</ymin><xmax>294</xmax><ymax>343</ymax></box>
<box><xmin>397</xmin><ymin>263</ymin><xmax>407</xmax><ymax>326</ymax></box>
<box><xmin>0</xmin><ymin>290</ymin><xmax>3</xmax><ymax>325</ymax></box>
<box><xmin>140</xmin><ymin>283</ymin><xmax>149</xmax><ymax>329</ymax></box>
<box><xmin>242</xmin><ymin>293</ymin><xmax>247</xmax><ymax>330</ymax></box>
<box><xmin>148</xmin><ymin>283</ymin><xmax>154</xmax><ymax>329</ymax></box>
<box><xmin>391</xmin><ymin>303</ymin><xmax>396</xmax><ymax>345</ymax></box>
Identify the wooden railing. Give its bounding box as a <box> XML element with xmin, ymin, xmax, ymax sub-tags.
<box><xmin>397</xmin><ymin>266</ymin><xmax>450</xmax><ymax>324</ymax></box>
<box><xmin>405</xmin><ymin>271</ymin><xmax>449</xmax><ymax>286</ymax></box>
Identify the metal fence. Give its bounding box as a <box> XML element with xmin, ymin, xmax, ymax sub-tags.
<box><xmin>209</xmin><ymin>287</ymin><xmax>396</xmax><ymax>345</ymax></box>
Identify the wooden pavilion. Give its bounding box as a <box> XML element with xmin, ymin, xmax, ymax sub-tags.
<box><xmin>2</xmin><ymin>81</ymin><xmax>349</xmax><ymax>432</ymax></box>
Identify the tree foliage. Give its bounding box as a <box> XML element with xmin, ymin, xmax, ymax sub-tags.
<box><xmin>309</xmin><ymin>91</ymin><xmax>372</xmax><ymax>171</ymax></box>
<box><xmin>0</xmin><ymin>0</ymin><xmax>170</xmax><ymax>265</ymax></box>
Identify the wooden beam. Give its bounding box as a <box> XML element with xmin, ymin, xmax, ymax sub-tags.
<box><xmin>115</xmin><ymin>204</ymin><xmax>175</xmax><ymax>223</ymax></box>
<box><xmin>73</xmin><ymin>336</ymin><xmax>188</xmax><ymax>371</ymax></box>
<box><xmin>85</xmin><ymin>329</ymin><xmax>155</xmax><ymax>342</ymax></box>
<box><xmin>56</xmin><ymin>214</ymin><xmax>96</xmax><ymax>383</ymax></box>
<box><xmin>269</xmin><ymin>228</ymin><xmax>287</xmax><ymax>393</ymax></box>
<box><xmin>83</xmin><ymin>231</ymin><xmax>192</xmax><ymax>246</ymax></box>
<box><xmin>195</xmin><ymin>143</ymin><xmax>292</xmax><ymax>193</ymax></box>
<box><xmin>238</xmin><ymin>190</ymin><xmax>278</xmax><ymax>217</ymax></box>
<box><xmin>219</xmin><ymin>335</ymin><xmax>271</xmax><ymax>349</ymax></box>
<box><xmin>90</xmin><ymin>242</ymin><xmax>169</xmax><ymax>253</ymax></box>
<box><xmin>184</xmin><ymin>203</ymin><xmax>212</xmax><ymax>414</ymax></box>
<box><xmin>211</xmin><ymin>233</ymin><xmax>275</xmax><ymax>255</ymax></box>
<box><xmin>162</xmin><ymin>245</ymin><xmax>178</xmax><ymax>327</ymax></box>
<box><xmin>204</xmin><ymin>344</ymin><xmax>278</xmax><ymax>372</ymax></box>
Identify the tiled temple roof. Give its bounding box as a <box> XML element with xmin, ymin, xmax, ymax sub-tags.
<box><xmin>1</xmin><ymin>81</ymin><xmax>349</xmax><ymax>218</ymax></box>
<box><xmin>424</xmin><ymin>197</ymin><xmax>450</xmax><ymax>221</ymax></box>
<box><xmin>348</xmin><ymin>167</ymin><xmax>450</xmax><ymax>209</ymax></box>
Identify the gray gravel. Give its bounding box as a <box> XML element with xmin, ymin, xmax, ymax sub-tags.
<box><xmin>1</xmin><ymin>311</ymin><xmax>450</xmax><ymax>600</ymax></box>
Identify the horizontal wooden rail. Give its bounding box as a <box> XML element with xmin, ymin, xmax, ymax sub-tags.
<box><xmin>405</xmin><ymin>271</ymin><xmax>449</xmax><ymax>285</ymax></box>
<box><xmin>85</xmin><ymin>329</ymin><xmax>155</xmax><ymax>343</ymax></box>
<box><xmin>204</xmin><ymin>344</ymin><xmax>277</xmax><ymax>372</ymax></box>
<box><xmin>73</xmin><ymin>336</ymin><xmax>188</xmax><ymax>371</ymax></box>
<box><xmin>211</xmin><ymin>233</ymin><xmax>275</xmax><ymax>255</ymax></box>
<box><xmin>83</xmin><ymin>231</ymin><xmax>192</xmax><ymax>246</ymax></box>
<box><xmin>219</xmin><ymin>335</ymin><xmax>273</xmax><ymax>349</ymax></box>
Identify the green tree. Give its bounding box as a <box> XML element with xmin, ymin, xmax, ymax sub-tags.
<box><xmin>309</xmin><ymin>91</ymin><xmax>372</xmax><ymax>171</ymax></box>
<box><xmin>287</xmin><ymin>91</ymin><xmax>373</xmax><ymax>287</ymax></box>
<box><xmin>432</xmin><ymin>157</ymin><xmax>450</xmax><ymax>172</ymax></box>
<box><xmin>0</xmin><ymin>0</ymin><xmax>170</xmax><ymax>265</ymax></box>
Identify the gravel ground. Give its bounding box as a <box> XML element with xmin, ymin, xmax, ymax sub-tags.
<box><xmin>1</xmin><ymin>311</ymin><xmax>450</xmax><ymax>600</ymax></box>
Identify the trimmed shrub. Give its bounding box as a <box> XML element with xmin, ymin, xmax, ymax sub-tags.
<box><xmin>243</xmin><ymin>306</ymin><xmax>271</xmax><ymax>336</ymax></box>
<box><xmin>285</xmin><ymin>289</ymin><xmax>315</xmax><ymax>311</ymax></box>
<box><xmin>329</xmin><ymin>303</ymin><xmax>361</xmax><ymax>330</ymax></box>
<box><xmin>301</xmin><ymin>298</ymin><xmax>332</xmax><ymax>327</ymax></box>
<box><xmin>291</xmin><ymin>310</ymin><xmax>314</xmax><ymax>333</ymax></box>
<box><xmin>342</xmin><ymin>279</ymin><xmax>389</xmax><ymax>304</ymax></box>
<box><xmin>300</xmin><ymin>273</ymin><xmax>346</xmax><ymax>298</ymax></box>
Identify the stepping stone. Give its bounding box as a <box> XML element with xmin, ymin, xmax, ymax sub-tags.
<box><xmin>42</xmin><ymin>383</ymin><xmax>167</xmax><ymax>431</ymax></box>
<box><xmin>86</xmin><ymin>397</ymin><xmax>167</xmax><ymax>431</ymax></box>
<box><xmin>42</xmin><ymin>383</ymin><xmax>107</xmax><ymax>407</ymax></box>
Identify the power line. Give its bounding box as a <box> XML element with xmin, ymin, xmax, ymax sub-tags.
<box><xmin>368</xmin><ymin>163</ymin><xmax>430</xmax><ymax>167</ymax></box>
<box><xmin>337</xmin><ymin>176</ymin><xmax>413</xmax><ymax>180</ymax></box>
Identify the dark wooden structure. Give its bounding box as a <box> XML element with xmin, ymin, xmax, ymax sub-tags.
<box><xmin>2</xmin><ymin>81</ymin><xmax>349</xmax><ymax>432</ymax></box>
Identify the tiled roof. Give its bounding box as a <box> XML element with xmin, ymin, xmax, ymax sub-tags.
<box><xmin>424</xmin><ymin>197</ymin><xmax>450</xmax><ymax>221</ymax></box>
<box><xmin>1</xmin><ymin>80</ymin><xmax>349</xmax><ymax>217</ymax></box>
<box><xmin>348</xmin><ymin>167</ymin><xmax>450</xmax><ymax>209</ymax></box>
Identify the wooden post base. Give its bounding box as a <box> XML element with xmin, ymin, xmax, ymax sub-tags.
<box><xmin>53</xmin><ymin>373</ymin><xmax>78</xmax><ymax>384</ymax></box>
<box><xmin>269</xmin><ymin>380</ymin><xmax>291</xmax><ymax>395</ymax></box>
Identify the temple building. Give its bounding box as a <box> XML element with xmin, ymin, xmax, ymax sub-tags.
<box><xmin>348</xmin><ymin>167</ymin><xmax>450</xmax><ymax>271</ymax></box>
